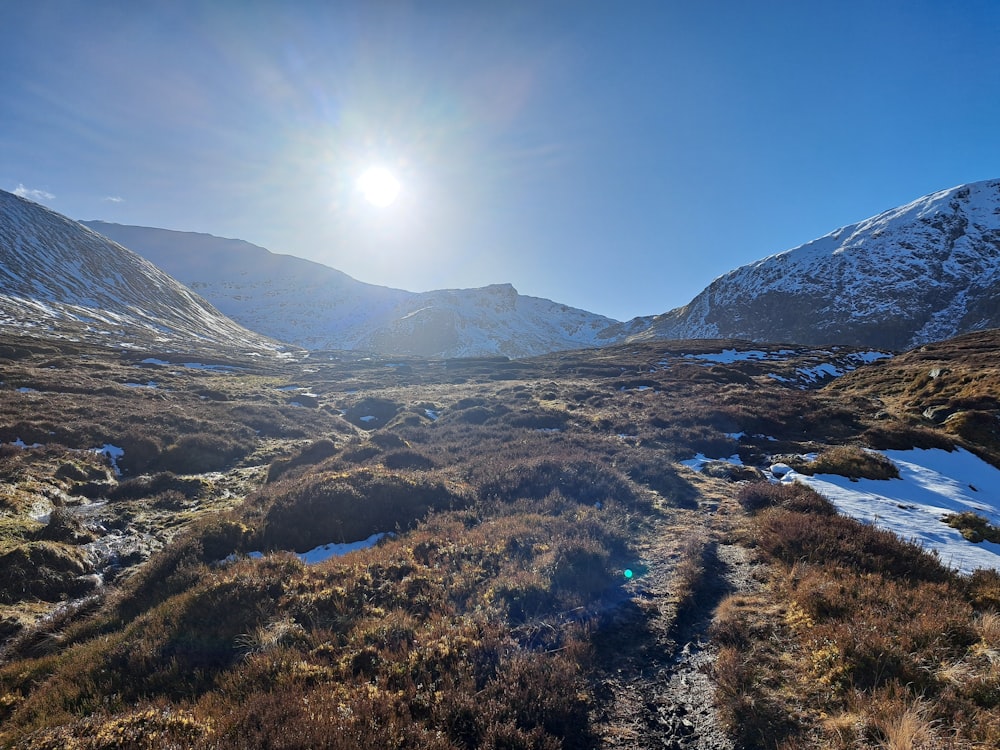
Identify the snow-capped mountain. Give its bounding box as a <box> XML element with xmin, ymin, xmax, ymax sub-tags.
<box><xmin>84</xmin><ymin>222</ymin><xmax>622</xmax><ymax>358</ymax></box>
<box><xmin>0</xmin><ymin>190</ymin><xmax>280</xmax><ymax>354</ymax></box>
<box><xmin>633</xmin><ymin>179</ymin><xmax>1000</xmax><ymax>350</ymax></box>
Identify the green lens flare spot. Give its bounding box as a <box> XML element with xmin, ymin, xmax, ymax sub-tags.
<box><xmin>623</xmin><ymin>569</ymin><xmax>634</xmax><ymax>579</ymax></box>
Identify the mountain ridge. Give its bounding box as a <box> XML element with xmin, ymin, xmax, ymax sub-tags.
<box><xmin>89</xmin><ymin>178</ymin><xmax>1000</xmax><ymax>357</ymax></box>
<box><xmin>636</xmin><ymin>178</ymin><xmax>1000</xmax><ymax>350</ymax></box>
<box><xmin>0</xmin><ymin>191</ymin><xmax>281</xmax><ymax>355</ymax></box>
<box><xmin>84</xmin><ymin>221</ymin><xmax>623</xmax><ymax>358</ymax></box>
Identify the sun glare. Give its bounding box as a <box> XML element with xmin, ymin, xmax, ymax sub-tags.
<box><xmin>357</xmin><ymin>166</ymin><xmax>401</xmax><ymax>208</ymax></box>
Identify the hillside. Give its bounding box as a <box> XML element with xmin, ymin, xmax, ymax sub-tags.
<box><xmin>0</xmin><ymin>191</ymin><xmax>281</xmax><ymax>356</ymax></box>
<box><xmin>83</xmin><ymin>221</ymin><xmax>623</xmax><ymax>358</ymax></box>
<box><xmin>635</xmin><ymin>179</ymin><xmax>1000</xmax><ymax>350</ymax></box>
<box><xmin>1</xmin><ymin>329</ymin><xmax>1000</xmax><ymax>748</ymax></box>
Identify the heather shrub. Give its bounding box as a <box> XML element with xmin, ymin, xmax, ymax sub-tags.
<box><xmin>756</xmin><ymin>507</ymin><xmax>953</xmax><ymax>583</ymax></box>
<box><xmin>110</xmin><ymin>472</ymin><xmax>205</xmax><ymax>501</ymax></box>
<box><xmin>968</xmin><ymin>568</ymin><xmax>1000</xmax><ymax>610</ymax></box>
<box><xmin>258</xmin><ymin>468</ymin><xmax>467</xmax><ymax>552</ymax></box>
<box><xmin>620</xmin><ymin>451</ymin><xmax>698</xmax><ymax>508</ymax></box>
<box><xmin>115</xmin><ymin>431</ymin><xmax>162</xmax><ymax>475</ymax></box>
<box><xmin>359</xmin><ymin>431</ymin><xmax>399</xmax><ymax>449</ymax></box>
<box><xmin>477</xmin><ymin>458</ymin><xmax>642</xmax><ymax>509</ymax></box>
<box><xmin>266</xmin><ymin>438</ymin><xmax>339</xmax><ymax>482</ymax></box>
<box><xmin>737</xmin><ymin>481</ymin><xmax>833</xmax><ymax>515</ymax></box>
<box><xmin>863</xmin><ymin>421</ymin><xmax>954</xmax><ymax>451</ymax></box>
<box><xmin>339</xmin><ymin>443</ymin><xmax>382</xmax><ymax>464</ymax></box>
<box><xmin>737</xmin><ymin>482</ymin><xmax>790</xmax><ymax>513</ymax></box>
<box><xmin>382</xmin><ymin>449</ymin><xmax>435</xmax><ymax>470</ymax></box>
<box><xmin>796</xmin><ymin>445</ymin><xmax>899</xmax><ymax>480</ymax></box>
<box><xmin>445</xmin><ymin>405</ymin><xmax>494</xmax><ymax>425</ymax></box>
<box><xmin>0</xmin><ymin>541</ymin><xmax>95</xmax><ymax>603</ymax></box>
<box><xmin>228</xmin><ymin>403</ymin><xmax>327</xmax><ymax>438</ymax></box>
<box><xmin>35</xmin><ymin>507</ymin><xmax>94</xmax><ymax>544</ymax></box>
<box><xmin>502</xmin><ymin>409</ymin><xmax>569</xmax><ymax>431</ymax></box>
<box><xmin>548</xmin><ymin>538</ymin><xmax>612</xmax><ymax>602</ymax></box>
<box><xmin>154</xmin><ymin>432</ymin><xmax>254</xmax><ymax>474</ymax></box>
<box><xmin>343</xmin><ymin>397</ymin><xmax>401</xmax><ymax>429</ymax></box>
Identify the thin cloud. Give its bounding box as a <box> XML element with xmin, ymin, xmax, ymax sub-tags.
<box><xmin>103</xmin><ymin>196</ymin><xmax>124</xmax><ymax>203</ymax></box>
<box><xmin>13</xmin><ymin>184</ymin><xmax>55</xmax><ymax>203</ymax></box>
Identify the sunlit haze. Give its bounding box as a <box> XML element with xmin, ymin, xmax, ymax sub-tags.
<box><xmin>3</xmin><ymin>2</ymin><xmax>1000</xmax><ymax>321</ymax></box>
<box><xmin>357</xmin><ymin>167</ymin><xmax>401</xmax><ymax>208</ymax></box>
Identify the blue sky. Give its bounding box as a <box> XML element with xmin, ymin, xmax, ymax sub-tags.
<box><xmin>4</xmin><ymin>1</ymin><xmax>1000</xmax><ymax>321</ymax></box>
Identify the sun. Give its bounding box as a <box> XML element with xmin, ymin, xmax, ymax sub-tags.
<box><xmin>357</xmin><ymin>166</ymin><xmax>401</xmax><ymax>208</ymax></box>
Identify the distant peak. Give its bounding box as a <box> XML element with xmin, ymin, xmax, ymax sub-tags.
<box><xmin>483</xmin><ymin>283</ymin><xmax>518</xmax><ymax>295</ymax></box>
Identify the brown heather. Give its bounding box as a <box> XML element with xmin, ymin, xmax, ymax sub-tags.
<box><xmin>1</xmin><ymin>332</ymin><xmax>1000</xmax><ymax>747</ymax></box>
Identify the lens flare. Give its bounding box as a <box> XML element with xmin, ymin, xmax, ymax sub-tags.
<box><xmin>357</xmin><ymin>166</ymin><xmax>401</xmax><ymax>207</ymax></box>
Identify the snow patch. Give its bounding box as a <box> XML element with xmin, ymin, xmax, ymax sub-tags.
<box><xmin>784</xmin><ymin>448</ymin><xmax>1000</xmax><ymax>574</ymax></box>
<box><xmin>681</xmin><ymin>453</ymin><xmax>744</xmax><ymax>471</ymax></box>
<box><xmin>234</xmin><ymin>532</ymin><xmax>390</xmax><ymax>566</ymax></box>
<box><xmin>94</xmin><ymin>444</ymin><xmax>124</xmax><ymax>476</ymax></box>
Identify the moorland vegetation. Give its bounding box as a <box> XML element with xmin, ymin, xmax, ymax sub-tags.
<box><xmin>0</xmin><ymin>330</ymin><xmax>999</xmax><ymax>748</ymax></box>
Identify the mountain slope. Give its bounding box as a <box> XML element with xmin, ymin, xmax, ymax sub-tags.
<box><xmin>635</xmin><ymin>179</ymin><xmax>1000</xmax><ymax>350</ymax></box>
<box><xmin>0</xmin><ymin>191</ymin><xmax>280</xmax><ymax>354</ymax></box>
<box><xmin>84</xmin><ymin>221</ymin><xmax>622</xmax><ymax>358</ymax></box>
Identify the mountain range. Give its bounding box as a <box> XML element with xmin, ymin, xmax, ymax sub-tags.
<box><xmin>3</xmin><ymin>179</ymin><xmax>1000</xmax><ymax>357</ymax></box>
<box><xmin>82</xmin><ymin>222</ymin><xmax>626</xmax><ymax>358</ymax></box>
<box><xmin>88</xmin><ymin>178</ymin><xmax>1000</xmax><ymax>356</ymax></box>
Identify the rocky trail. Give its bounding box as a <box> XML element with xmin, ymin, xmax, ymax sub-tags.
<box><xmin>591</xmin><ymin>482</ymin><xmax>766</xmax><ymax>749</ymax></box>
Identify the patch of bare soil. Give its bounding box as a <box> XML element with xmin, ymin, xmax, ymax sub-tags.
<box><xmin>591</xmin><ymin>484</ymin><xmax>765</xmax><ymax>749</ymax></box>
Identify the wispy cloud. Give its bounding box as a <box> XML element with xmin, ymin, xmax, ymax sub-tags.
<box><xmin>13</xmin><ymin>184</ymin><xmax>55</xmax><ymax>203</ymax></box>
<box><xmin>103</xmin><ymin>195</ymin><xmax>124</xmax><ymax>203</ymax></box>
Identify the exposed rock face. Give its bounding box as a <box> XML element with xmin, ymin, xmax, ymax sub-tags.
<box><xmin>632</xmin><ymin>179</ymin><xmax>1000</xmax><ymax>350</ymax></box>
<box><xmin>0</xmin><ymin>191</ymin><xmax>280</xmax><ymax>353</ymax></box>
<box><xmin>84</xmin><ymin>222</ymin><xmax>622</xmax><ymax>358</ymax></box>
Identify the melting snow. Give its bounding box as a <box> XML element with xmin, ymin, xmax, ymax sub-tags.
<box><xmin>297</xmin><ymin>533</ymin><xmax>389</xmax><ymax>564</ymax></box>
<box><xmin>685</xmin><ymin>349</ymin><xmax>770</xmax><ymax>364</ymax></box>
<box><xmin>10</xmin><ymin>438</ymin><xmax>43</xmax><ymax>449</ymax></box>
<box><xmin>783</xmin><ymin>448</ymin><xmax>1000</xmax><ymax>574</ymax></box>
<box><xmin>681</xmin><ymin>453</ymin><xmax>744</xmax><ymax>471</ymax></box>
<box><xmin>94</xmin><ymin>444</ymin><xmax>124</xmax><ymax>476</ymax></box>
<box><xmin>797</xmin><ymin>363</ymin><xmax>844</xmax><ymax>381</ymax></box>
<box><xmin>235</xmin><ymin>532</ymin><xmax>390</xmax><ymax>566</ymax></box>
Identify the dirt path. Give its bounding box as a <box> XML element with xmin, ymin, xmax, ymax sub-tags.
<box><xmin>591</xmin><ymin>482</ymin><xmax>765</xmax><ymax>749</ymax></box>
